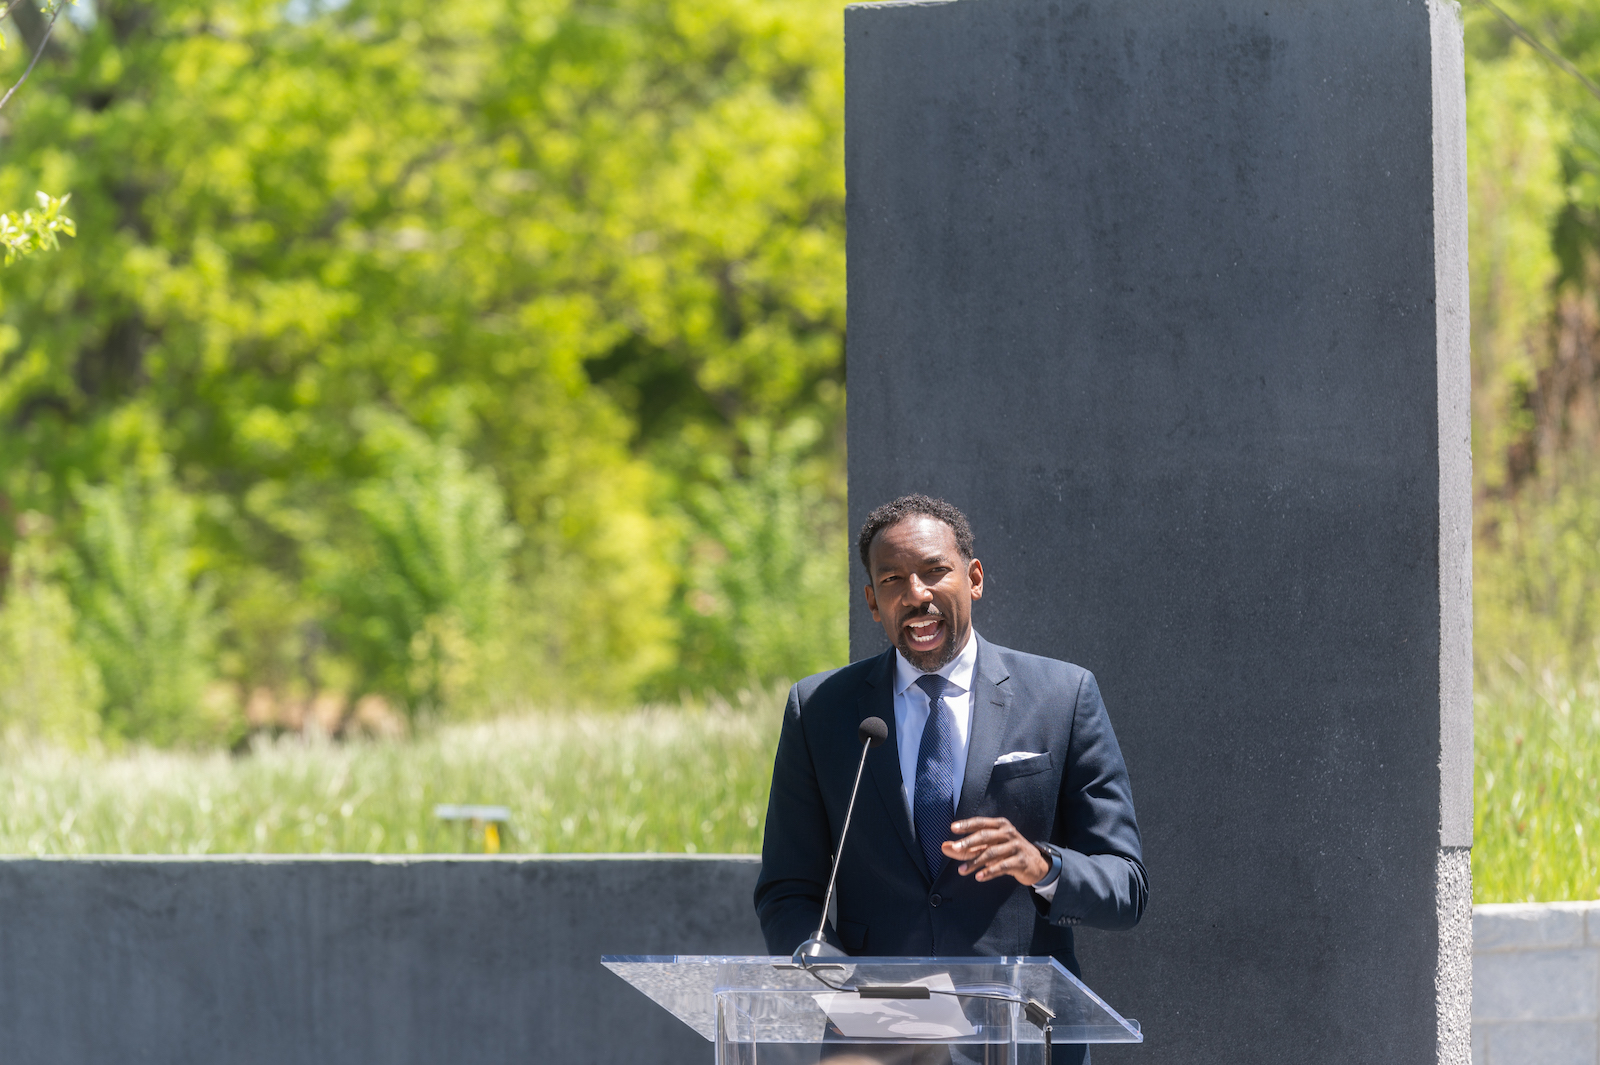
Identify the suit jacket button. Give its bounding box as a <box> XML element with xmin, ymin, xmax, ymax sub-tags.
<box><xmin>930</xmin><ymin>893</ymin><xmax>943</xmax><ymax>907</ymax></box>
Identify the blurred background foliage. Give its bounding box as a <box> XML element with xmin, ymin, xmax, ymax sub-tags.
<box><xmin>1466</xmin><ymin>0</ymin><xmax>1600</xmax><ymax>900</ymax></box>
<box><xmin>0</xmin><ymin>0</ymin><xmax>848</xmax><ymax>742</ymax></box>
<box><xmin>1469</xmin><ymin>0</ymin><xmax>1600</xmax><ymax>668</ymax></box>
<box><xmin>0</xmin><ymin>0</ymin><xmax>1595</xmax><ymax>895</ymax></box>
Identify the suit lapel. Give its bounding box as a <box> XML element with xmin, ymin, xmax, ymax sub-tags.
<box><xmin>859</xmin><ymin>648</ymin><xmax>924</xmax><ymax>876</ymax></box>
<box><xmin>956</xmin><ymin>635</ymin><xmax>1011</xmax><ymax>820</ymax></box>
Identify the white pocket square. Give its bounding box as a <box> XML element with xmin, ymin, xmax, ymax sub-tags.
<box><xmin>994</xmin><ymin>751</ymin><xmax>1045</xmax><ymax>765</ymax></box>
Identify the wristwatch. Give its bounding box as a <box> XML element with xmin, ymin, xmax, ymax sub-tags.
<box><xmin>1032</xmin><ymin>841</ymin><xmax>1063</xmax><ymax>888</ymax></box>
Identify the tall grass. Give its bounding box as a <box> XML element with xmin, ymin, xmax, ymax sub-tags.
<box><xmin>1472</xmin><ymin>466</ymin><xmax>1600</xmax><ymax>902</ymax></box>
<box><xmin>1474</xmin><ymin>664</ymin><xmax>1600</xmax><ymax>902</ymax></box>
<box><xmin>0</xmin><ymin>698</ymin><xmax>781</xmax><ymax>856</ymax></box>
<box><xmin>2</xmin><ymin>665</ymin><xmax>1593</xmax><ymax>904</ymax></box>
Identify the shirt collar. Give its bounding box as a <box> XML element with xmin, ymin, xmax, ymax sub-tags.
<box><xmin>893</xmin><ymin>628</ymin><xmax>980</xmax><ymax>697</ymax></box>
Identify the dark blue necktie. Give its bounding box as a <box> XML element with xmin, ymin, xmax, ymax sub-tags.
<box><xmin>913</xmin><ymin>673</ymin><xmax>957</xmax><ymax>881</ymax></box>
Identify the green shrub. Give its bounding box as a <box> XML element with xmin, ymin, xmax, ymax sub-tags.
<box><xmin>0</xmin><ymin>517</ymin><xmax>102</xmax><ymax>746</ymax></box>
<box><xmin>68</xmin><ymin>469</ymin><xmax>225</xmax><ymax>745</ymax></box>
<box><xmin>658</xmin><ymin>416</ymin><xmax>847</xmax><ymax>696</ymax></box>
<box><xmin>317</xmin><ymin>411</ymin><xmax>519</xmax><ymax>721</ymax></box>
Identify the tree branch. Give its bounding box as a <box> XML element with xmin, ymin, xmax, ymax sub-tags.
<box><xmin>0</xmin><ymin>0</ymin><xmax>63</xmax><ymax>113</ymax></box>
<box><xmin>1474</xmin><ymin>0</ymin><xmax>1600</xmax><ymax>104</ymax></box>
<box><xmin>7</xmin><ymin>0</ymin><xmax>61</xmax><ymax>60</ymax></box>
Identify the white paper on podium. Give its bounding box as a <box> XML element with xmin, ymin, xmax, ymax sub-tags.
<box><xmin>813</xmin><ymin>973</ymin><xmax>979</xmax><ymax>1040</ymax></box>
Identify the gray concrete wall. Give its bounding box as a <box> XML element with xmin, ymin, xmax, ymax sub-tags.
<box><xmin>0</xmin><ymin>856</ymin><xmax>1584</xmax><ymax>1064</ymax></box>
<box><xmin>0</xmin><ymin>855</ymin><xmax>763</xmax><ymax>1065</ymax></box>
<box><xmin>1473</xmin><ymin>903</ymin><xmax>1600</xmax><ymax>1065</ymax></box>
<box><xmin>844</xmin><ymin>1</ymin><xmax>1471</xmax><ymax>1064</ymax></box>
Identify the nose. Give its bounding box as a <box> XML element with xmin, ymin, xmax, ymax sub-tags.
<box><xmin>907</xmin><ymin>574</ymin><xmax>934</xmax><ymax>601</ymax></box>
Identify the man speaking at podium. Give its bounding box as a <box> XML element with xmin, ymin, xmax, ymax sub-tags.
<box><xmin>755</xmin><ymin>495</ymin><xmax>1147</xmax><ymax>1045</ymax></box>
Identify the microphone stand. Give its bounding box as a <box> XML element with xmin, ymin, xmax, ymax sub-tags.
<box><xmin>792</xmin><ymin>717</ymin><xmax>885</xmax><ymax>962</ymax></box>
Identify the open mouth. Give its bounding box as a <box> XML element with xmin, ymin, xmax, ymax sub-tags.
<box><xmin>905</xmin><ymin>617</ymin><xmax>945</xmax><ymax>650</ymax></box>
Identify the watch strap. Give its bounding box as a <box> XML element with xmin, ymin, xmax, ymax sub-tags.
<box><xmin>1033</xmin><ymin>841</ymin><xmax>1063</xmax><ymax>887</ymax></box>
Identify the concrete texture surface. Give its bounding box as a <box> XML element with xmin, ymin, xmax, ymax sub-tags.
<box><xmin>843</xmin><ymin>1</ymin><xmax>1472</xmax><ymax>1063</ymax></box>
<box><xmin>0</xmin><ymin>855</ymin><xmax>764</xmax><ymax>1065</ymax></box>
<box><xmin>1440</xmin><ymin>847</ymin><xmax>1477</xmax><ymax>1065</ymax></box>
<box><xmin>1473</xmin><ymin>902</ymin><xmax>1600</xmax><ymax>1065</ymax></box>
<box><xmin>0</xmin><ymin>857</ymin><xmax>1583</xmax><ymax>1064</ymax></box>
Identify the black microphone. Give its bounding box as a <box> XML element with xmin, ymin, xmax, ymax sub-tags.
<box><xmin>793</xmin><ymin>716</ymin><xmax>888</xmax><ymax>963</ymax></box>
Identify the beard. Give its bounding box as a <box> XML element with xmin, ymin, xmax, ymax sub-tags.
<box><xmin>895</xmin><ymin>608</ymin><xmax>966</xmax><ymax>672</ymax></box>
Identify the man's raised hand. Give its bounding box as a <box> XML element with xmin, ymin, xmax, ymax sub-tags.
<box><xmin>942</xmin><ymin>817</ymin><xmax>1051</xmax><ymax>885</ymax></box>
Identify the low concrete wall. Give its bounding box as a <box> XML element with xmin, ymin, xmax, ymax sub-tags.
<box><xmin>1474</xmin><ymin>902</ymin><xmax>1600</xmax><ymax>1065</ymax></box>
<box><xmin>0</xmin><ymin>855</ymin><xmax>764</xmax><ymax>1065</ymax></box>
<box><xmin>0</xmin><ymin>858</ymin><xmax>1592</xmax><ymax>1065</ymax></box>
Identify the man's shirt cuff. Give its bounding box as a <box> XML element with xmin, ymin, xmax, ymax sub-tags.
<box><xmin>1031</xmin><ymin>843</ymin><xmax>1063</xmax><ymax>901</ymax></box>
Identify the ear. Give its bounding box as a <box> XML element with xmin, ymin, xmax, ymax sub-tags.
<box><xmin>967</xmin><ymin>557</ymin><xmax>984</xmax><ymax>600</ymax></box>
<box><xmin>864</xmin><ymin>582</ymin><xmax>882</xmax><ymax>622</ymax></box>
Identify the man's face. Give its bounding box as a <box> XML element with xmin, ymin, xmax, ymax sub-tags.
<box><xmin>864</xmin><ymin>514</ymin><xmax>984</xmax><ymax>672</ymax></box>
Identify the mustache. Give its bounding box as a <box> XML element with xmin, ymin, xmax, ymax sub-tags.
<box><xmin>900</xmin><ymin>605</ymin><xmax>945</xmax><ymax>623</ymax></box>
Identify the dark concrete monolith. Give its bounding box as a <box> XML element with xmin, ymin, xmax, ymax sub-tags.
<box><xmin>845</xmin><ymin>2</ymin><xmax>1471</xmax><ymax>1064</ymax></box>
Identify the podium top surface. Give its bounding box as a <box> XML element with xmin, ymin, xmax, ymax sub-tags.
<box><xmin>601</xmin><ymin>955</ymin><xmax>1142</xmax><ymax>1044</ymax></box>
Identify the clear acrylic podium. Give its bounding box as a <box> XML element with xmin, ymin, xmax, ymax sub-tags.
<box><xmin>603</xmin><ymin>956</ymin><xmax>1141</xmax><ymax>1064</ymax></box>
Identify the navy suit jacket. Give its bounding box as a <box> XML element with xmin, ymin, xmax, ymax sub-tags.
<box><xmin>754</xmin><ymin>635</ymin><xmax>1147</xmax><ymax>975</ymax></box>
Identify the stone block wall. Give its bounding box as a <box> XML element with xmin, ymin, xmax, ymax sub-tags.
<box><xmin>1474</xmin><ymin>902</ymin><xmax>1600</xmax><ymax>1065</ymax></box>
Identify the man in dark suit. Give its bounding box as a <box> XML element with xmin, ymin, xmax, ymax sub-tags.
<box><xmin>755</xmin><ymin>494</ymin><xmax>1146</xmax><ymax>997</ymax></box>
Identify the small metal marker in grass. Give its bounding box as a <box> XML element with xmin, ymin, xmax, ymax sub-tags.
<box><xmin>434</xmin><ymin>804</ymin><xmax>511</xmax><ymax>853</ymax></box>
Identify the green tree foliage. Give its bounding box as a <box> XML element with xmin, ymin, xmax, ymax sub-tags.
<box><xmin>0</xmin><ymin>0</ymin><xmax>78</xmax><ymax>264</ymax></box>
<box><xmin>1466</xmin><ymin>0</ymin><xmax>1600</xmax><ymax>676</ymax></box>
<box><xmin>0</xmin><ymin>190</ymin><xmax>73</xmax><ymax>264</ymax></box>
<box><xmin>0</xmin><ymin>0</ymin><xmax>847</xmax><ymax>737</ymax></box>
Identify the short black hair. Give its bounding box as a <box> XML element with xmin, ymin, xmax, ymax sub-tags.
<box><xmin>857</xmin><ymin>495</ymin><xmax>976</xmax><ymax>575</ymax></box>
